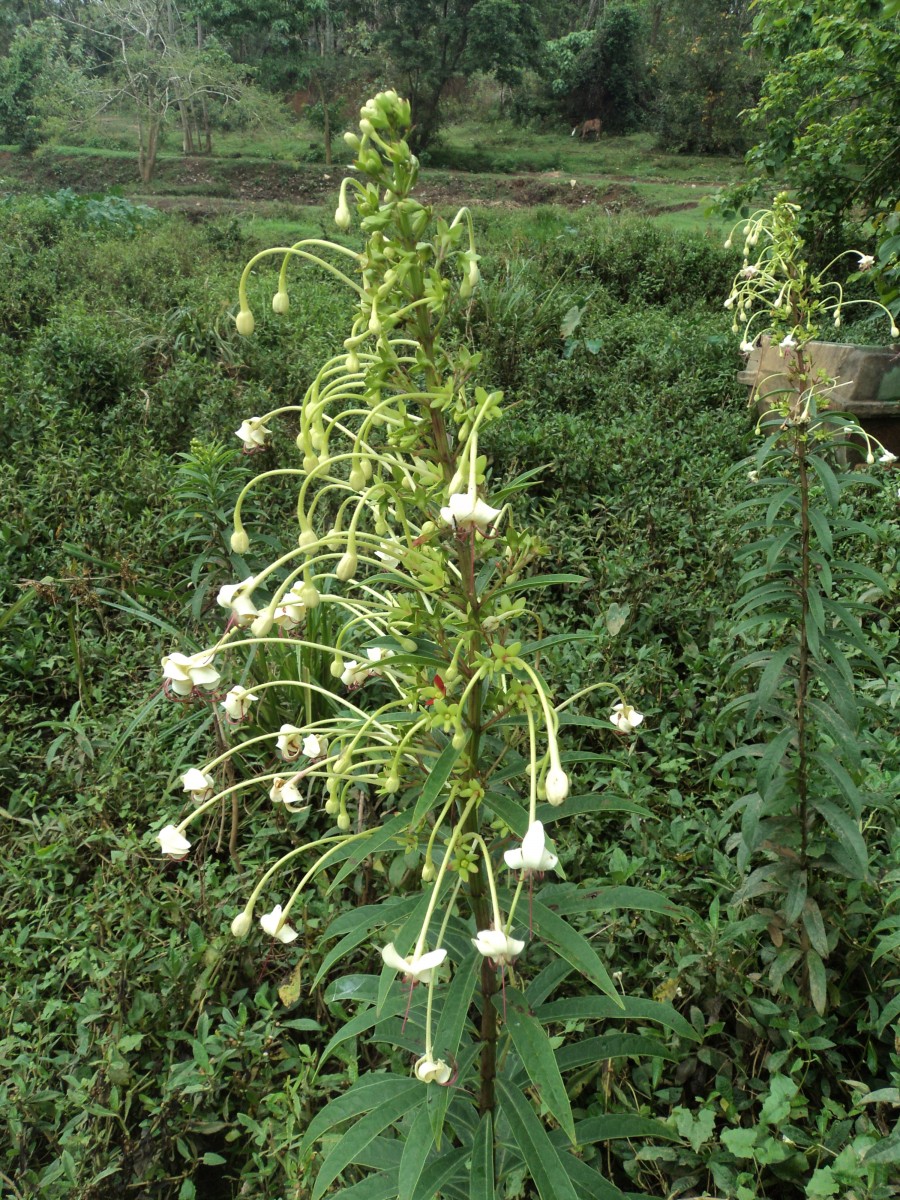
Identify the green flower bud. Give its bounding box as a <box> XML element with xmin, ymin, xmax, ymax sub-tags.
<box><xmin>231</xmin><ymin>910</ymin><xmax>253</xmax><ymax>939</ymax></box>
<box><xmin>300</xmin><ymin>581</ymin><xmax>320</xmax><ymax>608</ymax></box>
<box><xmin>272</xmin><ymin>291</ymin><xmax>289</xmax><ymax>314</ymax></box>
<box><xmin>236</xmin><ymin>309</ymin><xmax>255</xmax><ymax>336</ymax></box>
<box><xmin>231</xmin><ymin>528</ymin><xmax>250</xmax><ymax>554</ymax></box>
<box><xmin>330</xmin><ymin>656</ymin><xmax>344</xmax><ymax>678</ymax></box>
<box><xmin>325</xmin><ymin>796</ymin><xmax>340</xmax><ymax>815</ymax></box>
<box><xmin>336</xmin><ymin>551</ymin><xmax>358</xmax><ymax>582</ymax></box>
<box><xmin>337</xmin><ymin>811</ymin><xmax>351</xmax><ymax>831</ymax></box>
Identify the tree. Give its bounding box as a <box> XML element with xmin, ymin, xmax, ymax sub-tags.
<box><xmin>77</xmin><ymin>0</ymin><xmax>253</xmax><ymax>182</ymax></box>
<box><xmin>736</xmin><ymin>0</ymin><xmax>900</xmax><ymax>232</ymax></box>
<box><xmin>376</xmin><ymin>0</ymin><xmax>542</xmax><ymax>150</ymax></box>
<box><xmin>652</xmin><ymin>0</ymin><xmax>758</xmax><ymax>155</ymax></box>
<box><xmin>0</xmin><ymin>17</ymin><xmax>86</xmax><ymax>151</ymax></box>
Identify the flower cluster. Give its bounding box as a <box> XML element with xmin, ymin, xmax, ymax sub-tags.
<box><xmin>153</xmin><ymin>90</ymin><xmax>645</xmax><ymax>1086</ymax></box>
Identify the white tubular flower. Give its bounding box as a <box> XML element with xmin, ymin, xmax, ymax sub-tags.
<box><xmin>235</xmin><ymin>417</ymin><xmax>271</xmax><ymax>451</ymax></box>
<box><xmin>181</xmin><ymin>767</ymin><xmax>215</xmax><ymax>801</ymax></box>
<box><xmin>740</xmin><ymin>265</ymin><xmax>759</xmax><ymax>279</ymax></box>
<box><xmin>472</xmin><ymin>928</ymin><xmax>525</xmax><ymax>966</ymax></box>
<box><xmin>779</xmin><ymin>333</ymin><xmax>798</xmax><ymax>351</ymax></box>
<box><xmin>302</xmin><ymin>734</ymin><xmax>326</xmax><ymax>758</ymax></box>
<box><xmin>381</xmin><ymin>942</ymin><xmax>447</xmax><ymax>984</ymax></box>
<box><xmin>740</xmin><ymin>340</ymin><xmax>755</xmax><ymax>354</ymax></box>
<box><xmin>504</xmin><ymin>820</ymin><xmax>559</xmax><ymax>874</ymax></box>
<box><xmin>216</xmin><ymin>576</ymin><xmax>258</xmax><ymax>625</ymax></box>
<box><xmin>260</xmin><ymin>904</ymin><xmax>298</xmax><ymax>944</ymax></box>
<box><xmin>273</xmin><ymin>587</ymin><xmax>306</xmax><ymax>630</ymax></box>
<box><xmin>375</xmin><ymin>547</ymin><xmax>401</xmax><ymax>569</ymax></box>
<box><xmin>440</xmin><ymin>491</ymin><xmax>502</xmax><ymax>533</ymax></box>
<box><xmin>610</xmin><ymin>701</ymin><xmax>644</xmax><ymax>733</ymax></box>
<box><xmin>269</xmin><ymin>775</ymin><xmax>305</xmax><ymax>808</ymax></box>
<box><xmin>221</xmin><ymin>684</ymin><xmax>259</xmax><ymax>722</ymax></box>
<box><xmin>858</xmin><ymin>254</ymin><xmax>875</xmax><ymax>271</ymax></box>
<box><xmin>157</xmin><ymin>824</ymin><xmax>191</xmax><ymax>857</ymax></box>
<box><xmin>879</xmin><ymin>450</ymin><xmax>897</xmax><ymax>465</ymax></box>
<box><xmin>414</xmin><ymin>1055</ymin><xmax>452</xmax><ymax>1084</ymax></box>
<box><xmin>341</xmin><ymin>659</ymin><xmax>371</xmax><ymax>688</ymax></box>
<box><xmin>276</xmin><ymin>724</ymin><xmax>304</xmax><ymax>760</ymax></box>
<box><xmin>544</xmin><ymin>766</ymin><xmax>569</xmax><ymax>807</ymax></box>
<box><xmin>162</xmin><ymin>650</ymin><xmax>220</xmax><ymax>697</ymax></box>
<box><xmin>231</xmin><ymin>910</ymin><xmax>253</xmax><ymax>939</ymax></box>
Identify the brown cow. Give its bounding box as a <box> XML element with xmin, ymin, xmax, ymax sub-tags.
<box><xmin>571</xmin><ymin>118</ymin><xmax>602</xmax><ymax>140</ymax></box>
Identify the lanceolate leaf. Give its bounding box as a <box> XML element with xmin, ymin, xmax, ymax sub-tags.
<box><xmin>534</xmin><ymin>996</ymin><xmax>699</xmax><ymax>1042</ymax></box>
<box><xmin>496</xmin><ymin>1077</ymin><xmax>579</xmax><ymax>1200</ymax></box>
<box><xmin>502</xmin><ymin>995</ymin><xmax>575</xmax><ymax>1143</ymax></box>
<box><xmin>411</xmin><ymin>740</ymin><xmax>463</xmax><ymax>828</ymax></box>
<box><xmin>398</xmin><ymin>1106</ymin><xmax>435</xmax><ymax>1200</ymax></box>
<box><xmin>311</xmin><ymin>1082</ymin><xmax>424</xmax><ymax>1200</ymax></box>
<box><xmin>529</xmin><ymin>898</ymin><xmax>622</xmax><ymax>1004</ymax></box>
<box><xmin>555</xmin><ymin>1034</ymin><xmax>678</xmax><ymax>1070</ymax></box>
<box><xmin>428</xmin><ymin>950</ymin><xmax>479</xmax><ymax>1147</ymax></box>
<box><xmin>300</xmin><ymin>1074</ymin><xmax>420</xmax><ymax>1156</ymax></box>
<box><xmin>812</xmin><ymin>797</ymin><xmax>868</xmax><ymax>878</ymax></box>
<box><xmin>469</xmin><ymin>1113</ymin><xmax>494</xmax><ymax>1200</ymax></box>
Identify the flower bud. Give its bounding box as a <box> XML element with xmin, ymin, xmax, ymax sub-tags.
<box><xmin>300</xmin><ymin>581</ymin><xmax>320</xmax><ymax>608</ymax></box>
<box><xmin>336</xmin><ymin>551</ymin><xmax>358</xmax><ymax>581</ymax></box>
<box><xmin>452</xmin><ymin>727</ymin><xmax>466</xmax><ymax>750</ymax></box>
<box><xmin>231</xmin><ymin>910</ymin><xmax>253</xmax><ymax>939</ymax></box>
<box><xmin>384</xmin><ymin>772</ymin><xmax>399</xmax><ymax>793</ymax></box>
<box><xmin>303</xmin><ymin>453</ymin><xmax>319</xmax><ymax>473</ymax></box>
<box><xmin>272</xmin><ymin>290</ymin><xmax>289</xmax><ymax>314</ymax></box>
<box><xmin>236</xmin><ymin>309</ymin><xmax>255</xmax><ymax>336</ymax></box>
<box><xmin>421</xmin><ymin>860</ymin><xmax>435</xmax><ymax>882</ymax></box>
<box><xmin>250</xmin><ymin>611</ymin><xmax>274</xmax><ymax>637</ymax></box>
<box><xmin>344</xmin><ymin>131</ymin><xmax>361</xmax><ymax>151</ymax></box>
<box><xmin>335</xmin><ymin>195</ymin><xmax>352</xmax><ymax>231</ymax></box>
<box><xmin>337</xmin><ymin>811</ymin><xmax>351</xmax><ymax>831</ymax></box>
<box><xmin>231</xmin><ymin>528</ymin><xmax>250</xmax><ymax>554</ymax></box>
<box><xmin>349</xmin><ymin>467</ymin><xmax>366</xmax><ymax>491</ymax></box>
<box><xmin>325</xmin><ymin>796</ymin><xmax>340</xmax><ymax>815</ymax></box>
<box><xmin>545</xmin><ymin>766</ymin><xmax>569</xmax><ymax>807</ymax></box>
<box><xmin>330</xmin><ymin>656</ymin><xmax>344</xmax><ymax>678</ymax></box>
<box><xmin>298</xmin><ymin>527</ymin><xmax>317</xmax><ymax>549</ymax></box>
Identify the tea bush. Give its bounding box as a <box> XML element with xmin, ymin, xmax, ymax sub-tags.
<box><xmin>1</xmin><ymin>186</ymin><xmax>897</xmax><ymax>1198</ymax></box>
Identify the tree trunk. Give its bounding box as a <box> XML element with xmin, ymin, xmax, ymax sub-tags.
<box><xmin>139</xmin><ymin>114</ymin><xmax>160</xmax><ymax>183</ymax></box>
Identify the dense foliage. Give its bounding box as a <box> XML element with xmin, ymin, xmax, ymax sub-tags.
<box><xmin>1</xmin><ymin>181</ymin><xmax>898</xmax><ymax>1198</ymax></box>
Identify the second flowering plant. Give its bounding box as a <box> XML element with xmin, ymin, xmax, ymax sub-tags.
<box><xmin>154</xmin><ymin>92</ymin><xmax>678</xmax><ymax>1198</ymax></box>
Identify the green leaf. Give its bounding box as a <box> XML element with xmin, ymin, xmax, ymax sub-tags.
<box><xmin>861</xmin><ymin>1125</ymin><xmax>900</xmax><ymax>1165</ymax></box>
<box><xmin>812</xmin><ymin>798</ymin><xmax>868</xmax><ymax>879</ymax></box>
<box><xmin>300</xmin><ymin>1074</ymin><xmax>418</xmax><ymax>1156</ymax></box>
<box><xmin>534</xmin><ymin>995</ymin><xmax>699</xmax><ymax>1042</ymax></box>
<box><xmin>568</xmin><ymin>1115</ymin><xmax>680</xmax><ymax>1143</ymax></box>
<box><xmin>539</xmin><ymin>883</ymin><xmax>690</xmax><ymax>920</ymax></box>
<box><xmin>327</xmin><ymin>814</ymin><xmax>412</xmax><ymax>894</ymax></box>
<box><xmin>801</xmin><ymin>898</ymin><xmax>829</xmax><ymax>957</ymax></box>
<box><xmin>806</xmin><ymin>948</ymin><xmax>828</xmax><ymax>1016</ymax></box>
<box><xmin>428</xmin><ymin>950</ymin><xmax>479</xmax><ymax>1147</ymax></box>
<box><xmin>756</xmin><ymin>726</ymin><xmax>794</xmax><ymax>798</ymax></box>
<box><xmin>337</xmin><ymin>1173</ymin><xmax>402</xmax><ymax>1200</ymax></box>
<box><xmin>398</xmin><ymin>1106</ymin><xmax>435</xmax><ymax>1200</ymax></box>
<box><xmin>807</xmin><ymin>453</ymin><xmax>842</xmax><ymax>508</ymax></box>
<box><xmin>410</xmin><ymin>1149</ymin><xmax>468</xmax><ymax>1200</ymax></box>
<box><xmin>469</xmin><ymin>1113</ymin><xmax>494</xmax><ymax>1200</ymax></box>
<box><xmin>556</xmin><ymin>1034</ymin><xmax>677</xmax><ymax>1070</ymax></box>
<box><xmin>496</xmin><ymin>1077</ymin><xmax>579</xmax><ymax>1200</ymax></box>
<box><xmin>503</xmin><ymin>994</ymin><xmax>575</xmax><ymax>1143</ymax></box>
<box><xmin>311</xmin><ymin>1081</ymin><xmax>424</xmax><ymax>1200</ymax></box>
<box><xmin>411</xmin><ymin>740</ymin><xmax>462</xmax><ymax>828</ymax></box>
<box><xmin>494</xmin><ymin>573</ymin><xmax>587</xmax><ymax>598</ymax></box>
<box><xmin>529</xmin><ymin>898</ymin><xmax>622</xmax><ymax>1004</ymax></box>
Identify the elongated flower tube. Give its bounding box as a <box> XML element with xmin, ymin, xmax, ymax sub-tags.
<box><xmin>157</xmin><ymin>824</ymin><xmax>191</xmax><ymax>857</ymax></box>
<box><xmin>504</xmin><ymin>820</ymin><xmax>558</xmax><ymax>874</ymax></box>
<box><xmin>259</xmin><ymin>903</ymin><xmax>298</xmax><ymax>943</ymax></box>
<box><xmin>472</xmin><ymin>928</ymin><xmax>524</xmax><ymax>966</ymax></box>
<box><xmin>381</xmin><ymin>943</ymin><xmax>447</xmax><ymax>984</ymax></box>
<box><xmin>414</xmin><ymin>1054</ymin><xmax>452</xmax><ymax>1084</ymax></box>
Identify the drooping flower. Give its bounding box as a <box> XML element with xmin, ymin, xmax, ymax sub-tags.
<box><xmin>162</xmin><ymin>650</ymin><xmax>220</xmax><ymax>697</ymax></box>
<box><xmin>381</xmin><ymin>942</ymin><xmax>447</xmax><ymax>984</ymax></box>
<box><xmin>216</xmin><ymin>576</ymin><xmax>258</xmax><ymax>625</ymax></box>
<box><xmin>858</xmin><ymin>254</ymin><xmax>875</xmax><ymax>272</ymax></box>
<box><xmin>740</xmin><ymin>265</ymin><xmax>759</xmax><ymax>279</ymax></box>
<box><xmin>276</xmin><ymin>724</ymin><xmax>304</xmax><ymax>760</ymax></box>
<box><xmin>340</xmin><ymin>650</ymin><xmax>388</xmax><ymax>689</ymax></box>
<box><xmin>231</xmin><ymin>910</ymin><xmax>253</xmax><ymax>939</ymax></box>
<box><xmin>157</xmin><ymin>824</ymin><xmax>191</xmax><ymax>857</ymax></box>
<box><xmin>273</xmin><ymin>587</ymin><xmax>306</xmax><ymax>630</ymax></box>
<box><xmin>269</xmin><ymin>775</ymin><xmax>305</xmax><ymax>807</ymax></box>
<box><xmin>779</xmin><ymin>333</ymin><xmax>798</xmax><ymax>351</ymax></box>
<box><xmin>221</xmin><ymin>684</ymin><xmax>259</xmax><ymax>722</ymax></box>
<box><xmin>414</xmin><ymin>1054</ymin><xmax>452</xmax><ymax>1084</ymax></box>
<box><xmin>259</xmin><ymin>904</ymin><xmax>298</xmax><ymax>943</ymax></box>
<box><xmin>472</xmin><ymin>928</ymin><xmax>525</xmax><ymax>966</ymax></box>
<box><xmin>879</xmin><ymin>450</ymin><xmax>897</xmax><ymax>465</ymax></box>
<box><xmin>181</xmin><ymin>767</ymin><xmax>215</xmax><ymax>801</ymax></box>
<box><xmin>439</xmin><ymin>491</ymin><xmax>502</xmax><ymax>533</ymax></box>
<box><xmin>610</xmin><ymin>701</ymin><xmax>644</xmax><ymax>733</ymax></box>
<box><xmin>235</xmin><ymin>417</ymin><xmax>271</xmax><ymax>451</ymax></box>
<box><xmin>544</xmin><ymin>766</ymin><xmax>569</xmax><ymax>807</ymax></box>
<box><xmin>302</xmin><ymin>733</ymin><xmax>326</xmax><ymax>758</ymax></box>
<box><xmin>504</xmin><ymin>820</ymin><xmax>559</xmax><ymax>874</ymax></box>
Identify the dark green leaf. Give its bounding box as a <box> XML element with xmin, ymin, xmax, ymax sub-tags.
<box><xmin>411</xmin><ymin>740</ymin><xmax>462</xmax><ymax>828</ymax></box>
<box><xmin>398</xmin><ymin>1106</ymin><xmax>435</xmax><ymax>1200</ymax></box>
<box><xmin>529</xmin><ymin>898</ymin><xmax>622</xmax><ymax>1004</ymax></box>
<box><xmin>497</xmin><ymin>1077</ymin><xmax>579</xmax><ymax>1200</ymax></box>
<box><xmin>503</xmin><ymin>995</ymin><xmax>575</xmax><ymax>1143</ymax></box>
<box><xmin>469</xmin><ymin>1113</ymin><xmax>494</xmax><ymax>1200</ymax></box>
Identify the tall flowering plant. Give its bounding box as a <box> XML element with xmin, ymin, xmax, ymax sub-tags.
<box><xmin>155</xmin><ymin>92</ymin><xmax>660</xmax><ymax>1197</ymax></box>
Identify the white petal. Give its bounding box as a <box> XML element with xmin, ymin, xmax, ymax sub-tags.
<box><xmin>381</xmin><ymin>942</ymin><xmax>409</xmax><ymax>973</ymax></box>
<box><xmin>157</xmin><ymin>824</ymin><xmax>191</xmax><ymax>856</ymax></box>
<box><xmin>503</xmin><ymin>847</ymin><xmax>525</xmax><ymax>869</ymax></box>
